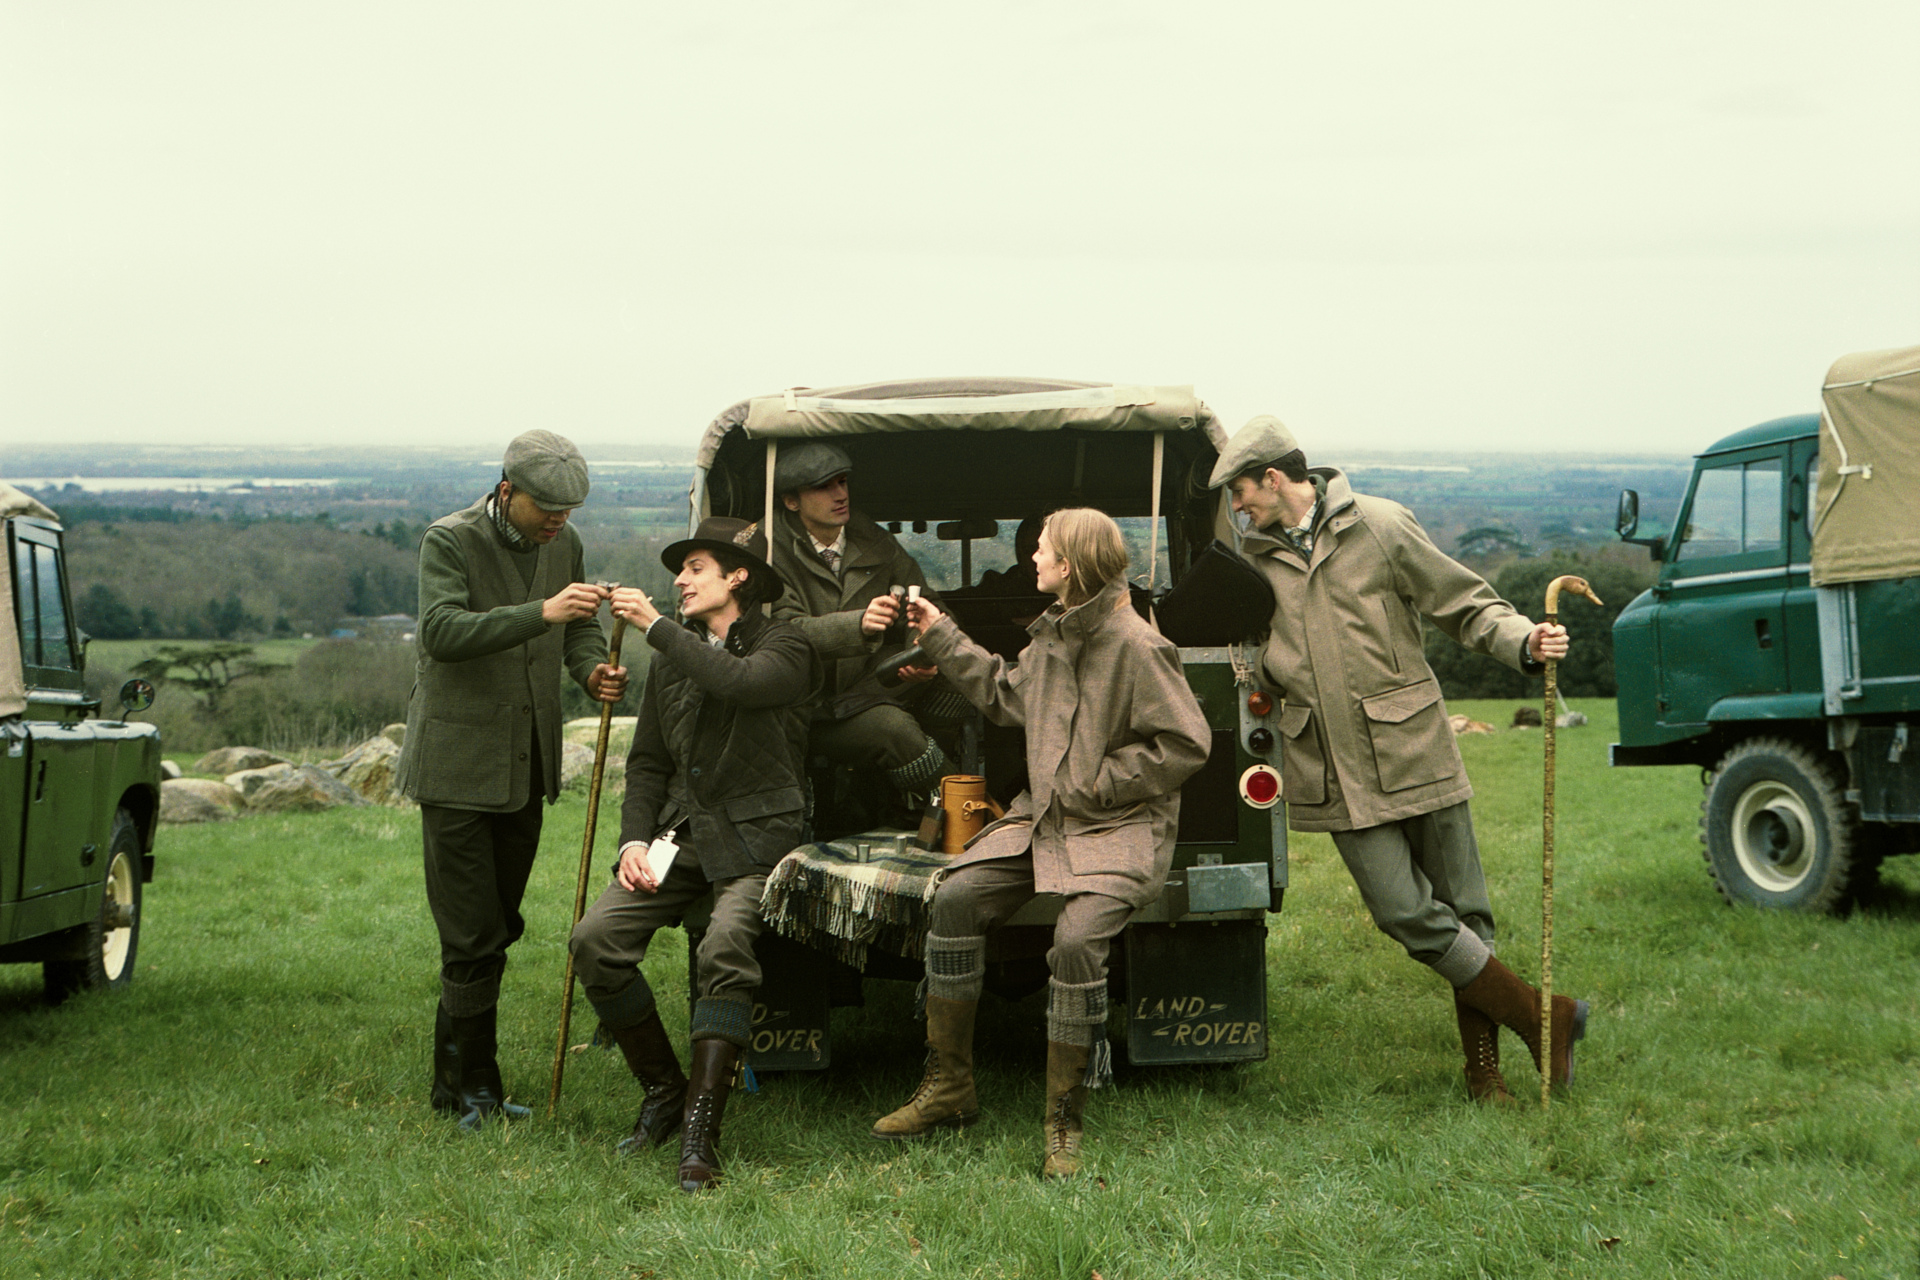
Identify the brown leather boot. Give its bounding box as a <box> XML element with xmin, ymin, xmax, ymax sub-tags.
<box><xmin>1040</xmin><ymin>1040</ymin><xmax>1090</xmax><ymax>1180</ymax></box>
<box><xmin>1454</xmin><ymin>991</ymin><xmax>1517</xmax><ymax>1106</ymax></box>
<box><xmin>677</xmin><ymin>1038</ymin><xmax>738</xmax><ymax>1194</ymax></box>
<box><xmin>871</xmin><ymin>996</ymin><xmax>980</xmax><ymax>1140</ymax></box>
<box><xmin>609</xmin><ymin>1009</ymin><xmax>688</xmax><ymax>1155</ymax></box>
<box><xmin>1457</xmin><ymin>956</ymin><xmax>1589</xmax><ymax>1087</ymax></box>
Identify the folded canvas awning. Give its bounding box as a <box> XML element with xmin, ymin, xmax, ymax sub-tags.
<box><xmin>1813</xmin><ymin>345</ymin><xmax>1920</xmax><ymax>586</ymax></box>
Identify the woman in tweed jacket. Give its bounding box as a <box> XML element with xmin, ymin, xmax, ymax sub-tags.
<box><xmin>871</xmin><ymin>508</ymin><xmax>1209</xmax><ymax>1179</ymax></box>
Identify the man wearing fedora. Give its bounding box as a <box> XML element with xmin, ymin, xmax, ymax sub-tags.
<box><xmin>1208</xmin><ymin>415</ymin><xmax>1590</xmax><ymax>1106</ymax></box>
<box><xmin>766</xmin><ymin>441</ymin><xmax>955</xmax><ymax>816</ymax></box>
<box><xmin>569</xmin><ymin>517</ymin><xmax>818</xmax><ymax>1193</ymax></box>
<box><xmin>398</xmin><ymin>429</ymin><xmax>627</xmax><ymax>1130</ymax></box>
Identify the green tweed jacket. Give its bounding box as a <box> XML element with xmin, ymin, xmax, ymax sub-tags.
<box><xmin>396</xmin><ymin>496</ymin><xmax>607</xmax><ymax>811</ymax></box>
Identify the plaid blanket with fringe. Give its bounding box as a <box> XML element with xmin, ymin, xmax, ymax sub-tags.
<box><xmin>758</xmin><ymin>836</ymin><xmax>948</xmax><ymax>968</ymax></box>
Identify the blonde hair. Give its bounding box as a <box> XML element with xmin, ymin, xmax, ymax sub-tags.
<box><xmin>1042</xmin><ymin>507</ymin><xmax>1129</xmax><ymax>607</ymax></box>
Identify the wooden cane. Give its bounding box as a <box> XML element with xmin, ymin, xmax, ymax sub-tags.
<box><xmin>1539</xmin><ymin>574</ymin><xmax>1602</xmax><ymax>1110</ymax></box>
<box><xmin>548</xmin><ymin>603</ymin><xmax>629</xmax><ymax>1116</ymax></box>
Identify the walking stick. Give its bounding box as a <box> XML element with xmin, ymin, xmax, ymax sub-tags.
<box><xmin>548</xmin><ymin>601</ymin><xmax>629</xmax><ymax>1116</ymax></box>
<box><xmin>1539</xmin><ymin>574</ymin><xmax>1601</xmax><ymax>1110</ymax></box>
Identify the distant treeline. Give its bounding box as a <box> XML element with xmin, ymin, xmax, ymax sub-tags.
<box><xmin>66</xmin><ymin>507</ymin><xmax>687</xmax><ymax>643</ymax></box>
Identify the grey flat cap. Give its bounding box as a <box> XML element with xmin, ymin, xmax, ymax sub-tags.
<box><xmin>1207</xmin><ymin>415</ymin><xmax>1302</xmax><ymax>489</ymax></box>
<box><xmin>503</xmin><ymin>430</ymin><xmax>589</xmax><ymax>509</ymax></box>
<box><xmin>773</xmin><ymin>441</ymin><xmax>853</xmax><ymax>494</ymax></box>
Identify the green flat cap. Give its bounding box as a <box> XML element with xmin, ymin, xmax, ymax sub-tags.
<box><xmin>504</xmin><ymin>430</ymin><xmax>589</xmax><ymax>510</ymax></box>
<box><xmin>1208</xmin><ymin>415</ymin><xmax>1301</xmax><ymax>489</ymax></box>
<box><xmin>773</xmin><ymin>441</ymin><xmax>853</xmax><ymax>494</ymax></box>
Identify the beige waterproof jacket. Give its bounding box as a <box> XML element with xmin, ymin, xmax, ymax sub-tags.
<box><xmin>1244</xmin><ymin>468</ymin><xmax>1539</xmax><ymax>833</ymax></box>
<box><xmin>918</xmin><ymin>578</ymin><xmax>1210</xmax><ymax>909</ymax></box>
<box><xmin>769</xmin><ymin>507</ymin><xmax>940</xmax><ymax>719</ymax></box>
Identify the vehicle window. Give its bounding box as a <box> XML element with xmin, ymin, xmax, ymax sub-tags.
<box><xmin>32</xmin><ymin>543</ymin><xmax>75</xmax><ymax>669</ymax></box>
<box><xmin>1677</xmin><ymin>458</ymin><xmax>1781</xmax><ymax>561</ymax></box>
<box><xmin>11</xmin><ymin>537</ymin><xmax>38</xmax><ymax>665</ymax></box>
<box><xmin>1677</xmin><ymin>466</ymin><xmax>1742</xmax><ymax>559</ymax></box>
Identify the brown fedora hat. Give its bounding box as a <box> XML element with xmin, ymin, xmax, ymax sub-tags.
<box><xmin>660</xmin><ymin>517</ymin><xmax>779</xmax><ymax>594</ymax></box>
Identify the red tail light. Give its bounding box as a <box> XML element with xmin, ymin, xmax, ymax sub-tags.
<box><xmin>1239</xmin><ymin>764</ymin><xmax>1281</xmax><ymax>809</ymax></box>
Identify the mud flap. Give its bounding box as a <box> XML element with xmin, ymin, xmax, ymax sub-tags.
<box><xmin>1118</xmin><ymin>921</ymin><xmax>1269</xmax><ymax>1065</ymax></box>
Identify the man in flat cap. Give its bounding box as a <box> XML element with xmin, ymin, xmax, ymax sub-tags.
<box><xmin>397</xmin><ymin>428</ymin><xmax>628</xmax><ymax>1129</ymax></box>
<box><xmin>1210</xmin><ymin>415</ymin><xmax>1589</xmax><ymax>1106</ymax></box>
<box><xmin>766</xmin><ymin>441</ymin><xmax>955</xmax><ymax>819</ymax></box>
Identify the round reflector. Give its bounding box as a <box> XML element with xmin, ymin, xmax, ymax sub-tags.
<box><xmin>1247</xmin><ymin>691</ymin><xmax>1273</xmax><ymax>717</ymax></box>
<box><xmin>1240</xmin><ymin>764</ymin><xmax>1281</xmax><ymax>809</ymax></box>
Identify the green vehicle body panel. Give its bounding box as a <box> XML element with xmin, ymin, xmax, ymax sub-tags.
<box><xmin>2</xmin><ymin>513</ymin><xmax>162</xmax><ymax>963</ymax></box>
<box><xmin>1612</xmin><ymin>408</ymin><xmax>1920</xmax><ymax>822</ymax></box>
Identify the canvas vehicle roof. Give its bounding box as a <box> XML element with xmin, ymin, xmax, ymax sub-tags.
<box><xmin>691</xmin><ymin>378</ymin><xmax>1230</xmax><ymax>530</ymax></box>
<box><xmin>0</xmin><ymin>482</ymin><xmax>59</xmax><ymax>717</ymax></box>
<box><xmin>1813</xmin><ymin>344</ymin><xmax>1920</xmax><ymax>586</ymax></box>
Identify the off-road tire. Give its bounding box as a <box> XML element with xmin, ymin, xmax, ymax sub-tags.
<box><xmin>44</xmin><ymin>808</ymin><xmax>143</xmax><ymax>1000</ymax></box>
<box><xmin>1700</xmin><ymin>738</ymin><xmax>1855</xmax><ymax>913</ymax></box>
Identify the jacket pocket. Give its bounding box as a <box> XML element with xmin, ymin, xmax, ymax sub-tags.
<box><xmin>1276</xmin><ymin>703</ymin><xmax>1326</xmax><ymax>806</ymax></box>
<box><xmin>723</xmin><ymin>786</ymin><xmax>806</xmax><ymax>823</ymax></box>
<box><xmin>1060</xmin><ymin>814</ymin><xmax>1156</xmax><ymax>884</ymax></box>
<box><xmin>1359</xmin><ymin>679</ymin><xmax>1456</xmax><ymax>793</ymax></box>
<box><xmin>413</xmin><ymin>707</ymin><xmax>511</xmax><ymax>807</ymax></box>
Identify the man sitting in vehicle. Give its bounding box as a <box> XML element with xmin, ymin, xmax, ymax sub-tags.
<box><xmin>767</xmin><ymin>441</ymin><xmax>958</xmax><ymax>815</ymax></box>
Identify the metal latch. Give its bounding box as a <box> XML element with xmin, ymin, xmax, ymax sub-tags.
<box><xmin>1891</xmin><ymin>725</ymin><xmax>1909</xmax><ymax>765</ymax></box>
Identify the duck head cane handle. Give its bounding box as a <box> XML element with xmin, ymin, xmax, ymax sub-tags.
<box><xmin>549</xmin><ymin>597</ymin><xmax>629</xmax><ymax>1115</ymax></box>
<box><xmin>1539</xmin><ymin>575</ymin><xmax>1602</xmax><ymax>1109</ymax></box>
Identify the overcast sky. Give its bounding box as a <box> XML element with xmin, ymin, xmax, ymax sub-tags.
<box><xmin>3</xmin><ymin>2</ymin><xmax>1916</xmax><ymax>460</ymax></box>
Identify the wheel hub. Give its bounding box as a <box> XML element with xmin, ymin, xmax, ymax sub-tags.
<box><xmin>1729</xmin><ymin>780</ymin><xmax>1815</xmax><ymax>892</ymax></box>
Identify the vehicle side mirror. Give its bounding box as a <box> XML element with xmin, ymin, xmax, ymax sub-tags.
<box><xmin>1616</xmin><ymin>489</ymin><xmax>1640</xmax><ymax>538</ymax></box>
<box><xmin>119</xmin><ymin>678</ymin><xmax>155</xmax><ymax>715</ymax></box>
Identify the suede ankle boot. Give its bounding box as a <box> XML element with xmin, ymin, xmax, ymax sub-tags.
<box><xmin>1457</xmin><ymin>956</ymin><xmax>1589</xmax><ymax>1087</ymax></box>
<box><xmin>871</xmin><ymin>996</ymin><xmax>981</xmax><ymax>1139</ymax></box>
<box><xmin>1454</xmin><ymin>990</ymin><xmax>1517</xmax><ymax>1106</ymax></box>
<box><xmin>1040</xmin><ymin>1040</ymin><xmax>1091</xmax><ymax>1180</ymax></box>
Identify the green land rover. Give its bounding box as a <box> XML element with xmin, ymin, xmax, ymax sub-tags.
<box><xmin>1610</xmin><ymin>345</ymin><xmax>1920</xmax><ymax>911</ymax></box>
<box><xmin>678</xmin><ymin>379</ymin><xmax>1286</xmax><ymax>1070</ymax></box>
<box><xmin>1</xmin><ymin>483</ymin><xmax>162</xmax><ymax>998</ymax></box>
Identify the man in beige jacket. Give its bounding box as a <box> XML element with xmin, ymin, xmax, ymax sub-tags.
<box><xmin>1211</xmin><ymin>415</ymin><xmax>1589</xmax><ymax>1105</ymax></box>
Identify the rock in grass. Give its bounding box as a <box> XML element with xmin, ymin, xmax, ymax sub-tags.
<box><xmin>381</xmin><ymin>723</ymin><xmax>406</xmax><ymax>747</ymax></box>
<box><xmin>161</xmin><ymin>778</ymin><xmax>247</xmax><ymax>823</ymax></box>
<box><xmin>160</xmin><ymin>760</ymin><xmax>183</xmax><ymax>780</ymax></box>
<box><xmin>560</xmin><ymin>741</ymin><xmax>597</xmax><ymax>790</ymax></box>
<box><xmin>1448</xmin><ymin>713</ymin><xmax>1494</xmax><ymax>736</ymax></box>
<box><xmin>323</xmin><ymin>734</ymin><xmax>410</xmax><ymax>807</ymax></box>
<box><xmin>195</xmin><ymin>745</ymin><xmax>290</xmax><ymax>774</ymax></box>
<box><xmin>226</xmin><ymin>762</ymin><xmax>298</xmax><ymax>798</ymax></box>
<box><xmin>248</xmin><ymin>764</ymin><xmax>370</xmax><ymax>813</ymax></box>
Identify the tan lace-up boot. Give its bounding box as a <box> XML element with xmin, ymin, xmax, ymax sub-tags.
<box><xmin>871</xmin><ymin>996</ymin><xmax>980</xmax><ymax>1139</ymax></box>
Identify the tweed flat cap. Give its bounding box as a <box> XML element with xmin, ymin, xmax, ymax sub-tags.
<box><xmin>503</xmin><ymin>430</ymin><xmax>589</xmax><ymax>510</ymax></box>
<box><xmin>773</xmin><ymin>441</ymin><xmax>853</xmax><ymax>494</ymax></box>
<box><xmin>1207</xmin><ymin>415</ymin><xmax>1302</xmax><ymax>489</ymax></box>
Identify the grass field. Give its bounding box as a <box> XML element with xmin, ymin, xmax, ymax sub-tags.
<box><xmin>4</xmin><ymin>701</ymin><xmax>1917</xmax><ymax>1279</ymax></box>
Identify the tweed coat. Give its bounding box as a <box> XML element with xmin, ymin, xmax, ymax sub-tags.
<box><xmin>917</xmin><ymin>577</ymin><xmax>1210</xmax><ymax>909</ymax></box>
<box><xmin>619</xmin><ymin>608</ymin><xmax>819</xmax><ymax>883</ymax></box>
<box><xmin>397</xmin><ymin>497</ymin><xmax>607</xmax><ymax>812</ymax></box>
<box><xmin>768</xmin><ymin>507</ymin><xmax>941</xmax><ymax>720</ymax></box>
<box><xmin>1243</xmin><ymin>468</ymin><xmax>1539</xmax><ymax>833</ymax></box>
